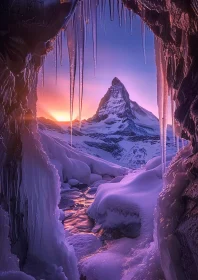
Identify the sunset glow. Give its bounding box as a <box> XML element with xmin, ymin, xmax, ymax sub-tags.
<box><xmin>37</xmin><ymin>15</ymin><xmax>161</xmax><ymax>123</ymax></box>
<box><xmin>51</xmin><ymin>112</ymin><xmax>70</xmax><ymax>122</ymax></box>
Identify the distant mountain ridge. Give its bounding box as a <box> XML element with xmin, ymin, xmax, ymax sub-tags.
<box><xmin>38</xmin><ymin>77</ymin><xmax>175</xmax><ymax>169</ymax></box>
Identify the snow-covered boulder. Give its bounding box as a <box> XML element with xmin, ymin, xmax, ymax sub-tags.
<box><xmin>67</xmin><ymin>234</ymin><xmax>102</xmax><ymax>260</ymax></box>
<box><xmin>88</xmin><ymin>161</ymin><xmax>164</xmax><ymax>238</ymax></box>
<box><xmin>68</xmin><ymin>179</ymin><xmax>80</xmax><ymax>187</ymax></box>
<box><xmin>90</xmin><ymin>173</ymin><xmax>103</xmax><ymax>185</ymax></box>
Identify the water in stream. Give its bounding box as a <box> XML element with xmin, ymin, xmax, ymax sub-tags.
<box><xmin>61</xmin><ymin>187</ymin><xmax>95</xmax><ymax>235</ymax></box>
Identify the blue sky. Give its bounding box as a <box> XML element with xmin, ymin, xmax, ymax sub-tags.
<box><xmin>37</xmin><ymin>7</ymin><xmax>157</xmax><ymax>121</ymax></box>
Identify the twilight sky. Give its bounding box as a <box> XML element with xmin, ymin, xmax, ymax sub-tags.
<box><xmin>37</xmin><ymin>8</ymin><xmax>157</xmax><ymax>122</ymax></box>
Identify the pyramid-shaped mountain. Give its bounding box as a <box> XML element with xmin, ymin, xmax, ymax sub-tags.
<box><xmin>86</xmin><ymin>77</ymin><xmax>159</xmax><ymax>136</ymax></box>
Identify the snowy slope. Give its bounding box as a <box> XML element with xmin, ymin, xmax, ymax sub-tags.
<box><xmin>38</xmin><ymin>78</ymin><xmax>177</xmax><ymax>169</ymax></box>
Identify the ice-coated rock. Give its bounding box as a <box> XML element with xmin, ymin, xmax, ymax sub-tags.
<box><xmin>90</xmin><ymin>173</ymin><xmax>103</xmax><ymax>185</ymax></box>
<box><xmin>68</xmin><ymin>179</ymin><xmax>80</xmax><ymax>187</ymax></box>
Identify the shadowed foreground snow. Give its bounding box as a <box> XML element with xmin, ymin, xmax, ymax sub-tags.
<box><xmin>77</xmin><ymin>156</ymin><xmax>174</xmax><ymax>280</ymax></box>
<box><xmin>1</xmin><ymin>127</ymin><xmax>189</xmax><ymax>280</ymax></box>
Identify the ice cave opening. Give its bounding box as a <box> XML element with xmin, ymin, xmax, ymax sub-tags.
<box><xmin>0</xmin><ymin>1</ymin><xmax>197</xmax><ymax>280</ymax></box>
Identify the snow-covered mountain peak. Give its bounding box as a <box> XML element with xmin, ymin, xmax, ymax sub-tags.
<box><xmin>91</xmin><ymin>77</ymin><xmax>133</xmax><ymax>123</ymax></box>
<box><xmin>111</xmin><ymin>77</ymin><xmax>124</xmax><ymax>87</ymax></box>
<box><xmin>87</xmin><ymin>77</ymin><xmax>159</xmax><ymax>137</ymax></box>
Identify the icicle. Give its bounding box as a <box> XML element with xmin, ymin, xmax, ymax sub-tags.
<box><xmin>60</xmin><ymin>30</ymin><xmax>63</xmax><ymax>66</ymax></box>
<box><xmin>155</xmin><ymin>37</ymin><xmax>168</xmax><ymax>174</ymax></box>
<box><xmin>66</xmin><ymin>17</ymin><xmax>77</xmax><ymax>146</ymax></box>
<box><xmin>176</xmin><ymin>136</ymin><xmax>180</xmax><ymax>152</ymax></box>
<box><xmin>129</xmin><ymin>10</ymin><xmax>133</xmax><ymax>34</ymax></box>
<box><xmin>120</xmin><ymin>2</ymin><xmax>124</xmax><ymax>27</ymax></box>
<box><xmin>170</xmin><ymin>89</ymin><xmax>176</xmax><ymax>145</ymax></box>
<box><xmin>42</xmin><ymin>56</ymin><xmax>45</xmax><ymax>88</ymax></box>
<box><xmin>141</xmin><ymin>7</ymin><xmax>146</xmax><ymax>64</ymax></box>
<box><xmin>181</xmin><ymin>30</ymin><xmax>188</xmax><ymax>76</ymax></box>
<box><xmin>77</xmin><ymin>0</ymin><xmax>85</xmax><ymax>128</ymax></box>
<box><xmin>55</xmin><ymin>36</ymin><xmax>58</xmax><ymax>84</ymax></box>
<box><xmin>117</xmin><ymin>0</ymin><xmax>122</xmax><ymax>27</ymax></box>
<box><xmin>90</xmin><ymin>0</ymin><xmax>98</xmax><ymax>74</ymax></box>
<box><xmin>101</xmin><ymin>0</ymin><xmax>106</xmax><ymax>22</ymax></box>
<box><xmin>182</xmin><ymin>138</ymin><xmax>185</xmax><ymax>149</ymax></box>
<box><xmin>109</xmin><ymin>0</ymin><xmax>114</xmax><ymax>21</ymax></box>
<box><xmin>124</xmin><ymin>5</ymin><xmax>127</xmax><ymax>29</ymax></box>
<box><xmin>162</xmin><ymin>56</ymin><xmax>168</xmax><ymax>170</ymax></box>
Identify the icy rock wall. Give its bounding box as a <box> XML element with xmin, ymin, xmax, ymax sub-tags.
<box><xmin>20</xmin><ymin>122</ymin><xmax>79</xmax><ymax>280</ymax></box>
<box><xmin>122</xmin><ymin>1</ymin><xmax>198</xmax><ymax>279</ymax></box>
<box><xmin>0</xmin><ymin>0</ymin><xmax>79</xmax><ymax>279</ymax></box>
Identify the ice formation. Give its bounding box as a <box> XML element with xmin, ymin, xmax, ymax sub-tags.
<box><xmin>154</xmin><ymin>37</ymin><xmax>169</xmax><ymax>172</ymax></box>
<box><xmin>0</xmin><ymin>207</ymin><xmax>36</xmax><ymax>279</ymax></box>
<box><xmin>19</xmin><ymin>123</ymin><xmax>79</xmax><ymax>280</ymax></box>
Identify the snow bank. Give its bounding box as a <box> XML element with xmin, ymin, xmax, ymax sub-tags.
<box><xmin>88</xmin><ymin>166</ymin><xmax>163</xmax><ymax>237</ymax></box>
<box><xmin>40</xmin><ymin>131</ymin><xmax>128</xmax><ymax>181</ymax></box>
<box><xmin>79</xmin><ymin>234</ymin><xmax>164</xmax><ymax>280</ymax></box>
<box><xmin>67</xmin><ymin>234</ymin><xmax>102</xmax><ymax>260</ymax></box>
<box><xmin>41</xmin><ymin>132</ymin><xmax>91</xmax><ymax>184</ymax></box>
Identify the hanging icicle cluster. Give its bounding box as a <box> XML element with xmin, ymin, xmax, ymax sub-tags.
<box><xmin>64</xmin><ymin>0</ymin><xmax>137</xmax><ymax>145</ymax></box>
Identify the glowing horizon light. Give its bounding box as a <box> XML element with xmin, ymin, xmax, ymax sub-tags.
<box><xmin>50</xmin><ymin>111</ymin><xmax>72</xmax><ymax>122</ymax></box>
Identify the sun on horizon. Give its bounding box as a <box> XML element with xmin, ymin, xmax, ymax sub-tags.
<box><xmin>50</xmin><ymin>111</ymin><xmax>71</xmax><ymax>122</ymax></box>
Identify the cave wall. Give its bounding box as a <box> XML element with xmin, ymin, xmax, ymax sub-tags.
<box><xmin>123</xmin><ymin>1</ymin><xmax>198</xmax><ymax>279</ymax></box>
<box><xmin>0</xmin><ymin>0</ymin><xmax>78</xmax><ymax>272</ymax></box>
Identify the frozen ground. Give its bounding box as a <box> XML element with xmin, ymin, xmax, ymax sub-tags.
<box><xmin>1</xmin><ymin>124</ymin><xmax>187</xmax><ymax>280</ymax></box>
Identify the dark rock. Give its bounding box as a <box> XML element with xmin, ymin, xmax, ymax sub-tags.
<box><xmin>84</xmin><ymin>141</ymin><xmax>124</xmax><ymax>159</ymax></box>
<box><xmin>100</xmin><ymin>222</ymin><xmax>141</xmax><ymax>240</ymax></box>
<box><xmin>75</xmin><ymin>184</ymin><xmax>88</xmax><ymax>190</ymax></box>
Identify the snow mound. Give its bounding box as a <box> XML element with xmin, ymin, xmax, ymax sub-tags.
<box><xmin>88</xmin><ymin>166</ymin><xmax>163</xmax><ymax>236</ymax></box>
<box><xmin>145</xmin><ymin>154</ymin><xmax>175</xmax><ymax>170</ymax></box>
<box><xmin>0</xmin><ymin>272</ymin><xmax>35</xmax><ymax>280</ymax></box>
<box><xmin>79</xmin><ymin>235</ymin><xmax>164</xmax><ymax>280</ymax></box>
<box><xmin>67</xmin><ymin>234</ymin><xmax>102</xmax><ymax>260</ymax></box>
<box><xmin>40</xmin><ymin>130</ymin><xmax>128</xmax><ymax>185</ymax></box>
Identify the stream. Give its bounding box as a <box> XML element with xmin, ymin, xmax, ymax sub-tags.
<box><xmin>60</xmin><ymin>186</ymin><xmax>95</xmax><ymax>235</ymax></box>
